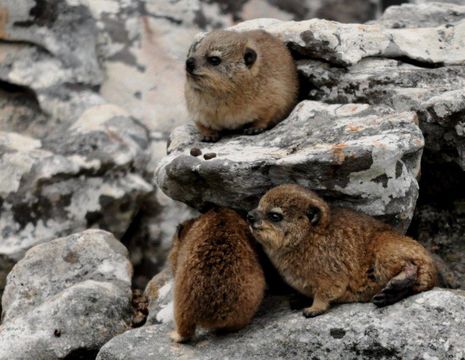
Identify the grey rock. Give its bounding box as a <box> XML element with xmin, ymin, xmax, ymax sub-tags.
<box><xmin>156</xmin><ymin>101</ymin><xmax>424</xmax><ymax>231</ymax></box>
<box><xmin>0</xmin><ymin>107</ymin><xmax>152</xmax><ymax>262</ymax></box>
<box><xmin>231</xmin><ymin>15</ymin><xmax>465</xmax><ymax>66</ymax></box>
<box><xmin>230</xmin><ymin>0</ymin><xmax>381</xmax><ymax>23</ymax></box>
<box><xmin>97</xmin><ymin>288</ymin><xmax>465</xmax><ymax>360</ymax></box>
<box><xmin>124</xmin><ymin>188</ymin><xmax>197</xmax><ymax>289</ymax></box>
<box><xmin>375</xmin><ymin>2</ymin><xmax>465</xmax><ymax>28</ymax></box>
<box><xmin>297</xmin><ymin>59</ymin><xmax>465</xmax><ymax>171</ymax></box>
<box><xmin>0</xmin><ymin>230</ymin><xmax>133</xmax><ymax>360</ymax></box>
<box><xmin>0</xmin><ymin>0</ymin><xmax>154</xmax><ymax>298</ymax></box>
<box><xmin>412</xmin><ymin>0</ymin><xmax>465</xmax><ymax>5</ymax></box>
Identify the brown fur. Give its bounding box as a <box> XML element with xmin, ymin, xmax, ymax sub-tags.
<box><xmin>185</xmin><ymin>30</ymin><xmax>299</xmax><ymax>141</ymax></box>
<box><xmin>169</xmin><ymin>208</ymin><xmax>265</xmax><ymax>342</ymax></box>
<box><xmin>248</xmin><ymin>184</ymin><xmax>437</xmax><ymax>317</ymax></box>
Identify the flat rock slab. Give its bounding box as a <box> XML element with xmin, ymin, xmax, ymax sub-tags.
<box><xmin>97</xmin><ymin>289</ymin><xmax>465</xmax><ymax>360</ymax></box>
<box><xmin>231</xmin><ymin>15</ymin><xmax>465</xmax><ymax>66</ymax></box>
<box><xmin>156</xmin><ymin>101</ymin><xmax>423</xmax><ymax>231</ymax></box>
<box><xmin>0</xmin><ymin>230</ymin><xmax>133</xmax><ymax>360</ymax></box>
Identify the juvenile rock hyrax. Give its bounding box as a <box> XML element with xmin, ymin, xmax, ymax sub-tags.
<box><xmin>247</xmin><ymin>184</ymin><xmax>437</xmax><ymax>317</ymax></box>
<box><xmin>169</xmin><ymin>208</ymin><xmax>265</xmax><ymax>342</ymax></box>
<box><xmin>184</xmin><ymin>30</ymin><xmax>299</xmax><ymax>142</ymax></box>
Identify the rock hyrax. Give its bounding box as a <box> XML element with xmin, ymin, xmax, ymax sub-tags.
<box><xmin>184</xmin><ymin>30</ymin><xmax>299</xmax><ymax>142</ymax></box>
<box><xmin>169</xmin><ymin>208</ymin><xmax>265</xmax><ymax>342</ymax></box>
<box><xmin>247</xmin><ymin>184</ymin><xmax>437</xmax><ymax>317</ymax></box>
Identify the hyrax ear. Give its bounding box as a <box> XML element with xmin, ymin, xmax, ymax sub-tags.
<box><xmin>306</xmin><ymin>201</ymin><xmax>330</xmax><ymax>232</ymax></box>
<box><xmin>307</xmin><ymin>206</ymin><xmax>321</xmax><ymax>226</ymax></box>
<box><xmin>244</xmin><ymin>48</ymin><xmax>257</xmax><ymax>67</ymax></box>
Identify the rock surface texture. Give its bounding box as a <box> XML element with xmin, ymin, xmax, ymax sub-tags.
<box><xmin>157</xmin><ymin>102</ymin><xmax>423</xmax><ymax>231</ymax></box>
<box><xmin>0</xmin><ymin>230</ymin><xmax>133</xmax><ymax>360</ymax></box>
<box><xmin>97</xmin><ymin>288</ymin><xmax>465</xmax><ymax>360</ymax></box>
<box><xmin>0</xmin><ymin>0</ymin><xmax>155</xmax><ymax>297</ymax></box>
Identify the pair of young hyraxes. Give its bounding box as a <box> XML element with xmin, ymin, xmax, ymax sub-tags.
<box><xmin>170</xmin><ymin>30</ymin><xmax>437</xmax><ymax>343</ymax></box>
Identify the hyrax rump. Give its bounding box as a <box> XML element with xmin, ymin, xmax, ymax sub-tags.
<box><xmin>184</xmin><ymin>30</ymin><xmax>299</xmax><ymax>142</ymax></box>
<box><xmin>169</xmin><ymin>208</ymin><xmax>265</xmax><ymax>342</ymax></box>
<box><xmin>247</xmin><ymin>184</ymin><xmax>437</xmax><ymax>318</ymax></box>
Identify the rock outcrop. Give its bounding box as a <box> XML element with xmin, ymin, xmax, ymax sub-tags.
<box><xmin>97</xmin><ymin>288</ymin><xmax>465</xmax><ymax>360</ymax></box>
<box><xmin>0</xmin><ymin>230</ymin><xmax>133</xmax><ymax>360</ymax></box>
<box><xmin>156</xmin><ymin>102</ymin><xmax>423</xmax><ymax>231</ymax></box>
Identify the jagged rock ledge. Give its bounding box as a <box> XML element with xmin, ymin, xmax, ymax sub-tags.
<box><xmin>156</xmin><ymin>101</ymin><xmax>423</xmax><ymax>231</ymax></box>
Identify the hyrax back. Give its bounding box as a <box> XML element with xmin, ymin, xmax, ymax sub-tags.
<box><xmin>169</xmin><ymin>208</ymin><xmax>265</xmax><ymax>342</ymax></box>
<box><xmin>184</xmin><ymin>30</ymin><xmax>299</xmax><ymax>142</ymax></box>
<box><xmin>247</xmin><ymin>184</ymin><xmax>437</xmax><ymax>317</ymax></box>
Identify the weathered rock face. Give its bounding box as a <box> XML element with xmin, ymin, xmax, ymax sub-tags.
<box><xmin>0</xmin><ymin>109</ymin><xmax>152</xmax><ymax>289</ymax></box>
<box><xmin>291</xmin><ymin>3</ymin><xmax>465</xmax><ymax>171</ymax></box>
<box><xmin>0</xmin><ymin>0</ymin><xmax>154</xmax><ymax>297</ymax></box>
<box><xmin>97</xmin><ymin>288</ymin><xmax>465</xmax><ymax>360</ymax></box>
<box><xmin>0</xmin><ymin>230</ymin><xmax>133</xmax><ymax>360</ymax></box>
<box><xmin>156</xmin><ymin>101</ymin><xmax>423</xmax><ymax>231</ymax></box>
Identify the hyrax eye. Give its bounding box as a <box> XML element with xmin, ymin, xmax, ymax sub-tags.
<box><xmin>267</xmin><ymin>212</ymin><xmax>283</xmax><ymax>222</ymax></box>
<box><xmin>207</xmin><ymin>56</ymin><xmax>221</xmax><ymax>66</ymax></box>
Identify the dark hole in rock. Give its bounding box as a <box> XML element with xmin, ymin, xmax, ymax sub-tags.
<box><xmin>63</xmin><ymin>348</ymin><xmax>99</xmax><ymax>360</ymax></box>
<box><xmin>14</xmin><ymin>0</ymin><xmax>59</xmax><ymax>27</ymax></box>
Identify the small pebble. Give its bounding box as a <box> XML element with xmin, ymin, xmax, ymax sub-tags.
<box><xmin>190</xmin><ymin>147</ymin><xmax>202</xmax><ymax>157</ymax></box>
<box><xmin>203</xmin><ymin>152</ymin><xmax>217</xmax><ymax>160</ymax></box>
<box><xmin>54</xmin><ymin>329</ymin><xmax>61</xmax><ymax>337</ymax></box>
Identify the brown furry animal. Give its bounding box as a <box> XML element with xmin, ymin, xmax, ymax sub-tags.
<box><xmin>247</xmin><ymin>184</ymin><xmax>437</xmax><ymax>317</ymax></box>
<box><xmin>169</xmin><ymin>208</ymin><xmax>265</xmax><ymax>342</ymax></box>
<box><xmin>185</xmin><ymin>30</ymin><xmax>299</xmax><ymax>142</ymax></box>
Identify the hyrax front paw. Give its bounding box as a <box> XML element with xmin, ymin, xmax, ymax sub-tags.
<box><xmin>201</xmin><ymin>134</ymin><xmax>220</xmax><ymax>142</ymax></box>
<box><xmin>302</xmin><ymin>306</ymin><xmax>327</xmax><ymax>318</ymax></box>
<box><xmin>243</xmin><ymin>127</ymin><xmax>265</xmax><ymax>135</ymax></box>
<box><xmin>170</xmin><ymin>331</ymin><xmax>191</xmax><ymax>343</ymax></box>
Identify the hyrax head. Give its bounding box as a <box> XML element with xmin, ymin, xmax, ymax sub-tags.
<box><xmin>185</xmin><ymin>30</ymin><xmax>259</xmax><ymax>93</ymax></box>
<box><xmin>247</xmin><ymin>184</ymin><xmax>330</xmax><ymax>250</ymax></box>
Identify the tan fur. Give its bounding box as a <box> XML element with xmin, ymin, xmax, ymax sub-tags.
<box><xmin>249</xmin><ymin>184</ymin><xmax>437</xmax><ymax>317</ymax></box>
<box><xmin>185</xmin><ymin>30</ymin><xmax>299</xmax><ymax>141</ymax></box>
<box><xmin>169</xmin><ymin>208</ymin><xmax>265</xmax><ymax>342</ymax></box>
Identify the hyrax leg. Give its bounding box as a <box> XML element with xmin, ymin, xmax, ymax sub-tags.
<box><xmin>242</xmin><ymin>118</ymin><xmax>269</xmax><ymax>135</ymax></box>
<box><xmin>170</xmin><ymin>320</ymin><xmax>196</xmax><ymax>343</ymax></box>
<box><xmin>196</xmin><ymin>122</ymin><xmax>220</xmax><ymax>142</ymax></box>
<box><xmin>171</xmin><ymin>302</ymin><xmax>196</xmax><ymax>343</ymax></box>
<box><xmin>372</xmin><ymin>263</ymin><xmax>417</xmax><ymax>307</ymax></box>
<box><xmin>371</xmin><ymin>231</ymin><xmax>437</xmax><ymax>307</ymax></box>
<box><xmin>302</xmin><ymin>281</ymin><xmax>348</xmax><ymax>318</ymax></box>
<box><xmin>302</xmin><ymin>294</ymin><xmax>330</xmax><ymax>318</ymax></box>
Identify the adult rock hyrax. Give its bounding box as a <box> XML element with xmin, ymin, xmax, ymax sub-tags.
<box><xmin>247</xmin><ymin>184</ymin><xmax>437</xmax><ymax>317</ymax></box>
<box><xmin>169</xmin><ymin>208</ymin><xmax>265</xmax><ymax>342</ymax></box>
<box><xmin>184</xmin><ymin>29</ymin><xmax>299</xmax><ymax>142</ymax></box>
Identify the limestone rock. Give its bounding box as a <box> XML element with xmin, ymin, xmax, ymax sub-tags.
<box><xmin>231</xmin><ymin>15</ymin><xmax>465</xmax><ymax>66</ymax></box>
<box><xmin>0</xmin><ymin>0</ymin><xmax>153</xmax><ymax>298</ymax></box>
<box><xmin>156</xmin><ymin>101</ymin><xmax>424</xmax><ymax>231</ymax></box>
<box><xmin>0</xmin><ymin>230</ymin><xmax>133</xmax><ymax>360</ymax></box>
<box><xmin>96</xmin><ymin>289</ymin><xmax>465</xmax><ymax>360</ymax></box>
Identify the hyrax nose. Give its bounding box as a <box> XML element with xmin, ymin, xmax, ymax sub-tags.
<box><xmin>247</xmin><ymin>210</ymin><xmax>257</xmax><ymax>224</ymax></box>
<box><xmin>186</xmin><ymin>57</ymin><xmax>196</xmax><ymax>73</ymax></box>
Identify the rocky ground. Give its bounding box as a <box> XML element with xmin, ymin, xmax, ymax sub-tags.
<box><xmin>1</xmin><ymin>0</ymin><xmax>465</xmax><ymax>359</ymax></box>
